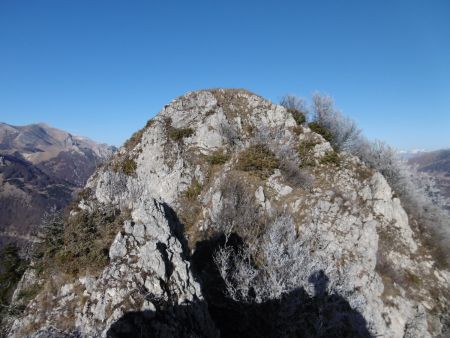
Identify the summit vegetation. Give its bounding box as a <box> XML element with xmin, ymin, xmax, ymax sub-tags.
<box><xmin>279</xmin><ymin>94</ymin><xmax>450</xmax><ymax>267</ymax></box>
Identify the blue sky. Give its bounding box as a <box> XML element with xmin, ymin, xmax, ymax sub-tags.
<box><xmin>1</xmin><ymin>0</ymin><xmax>449</xmax><ymax>149</ymax></box>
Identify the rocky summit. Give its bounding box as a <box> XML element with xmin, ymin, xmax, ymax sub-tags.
<box><xmin>5</xmin><ymin>89</ymin><xmax>449</xmax><ymax>337</ymax></box>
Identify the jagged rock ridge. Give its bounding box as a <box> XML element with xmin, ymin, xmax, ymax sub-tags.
<box><xmin>6</xmin><ymin>90</ymin><xmax>449</xmax><ymax>337</ymax></box>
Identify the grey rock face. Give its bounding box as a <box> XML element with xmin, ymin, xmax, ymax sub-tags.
<box><xmin>9</xmin><ymin>199</ymin><xmax>217</xmax><ymax>338</ymax></box>
<box><xmin>74</xmin><ymin>199</ymin><xmax>216</xmax><ymax>337</ymax></box>
<box><xmin>7</xmin><ymin>89</ymin><xmax>449</xmax><ymax>337</ymax></box>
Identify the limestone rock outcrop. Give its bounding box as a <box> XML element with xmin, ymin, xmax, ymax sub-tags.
<box><xmin>7</xmin><ymin>89</ymin><xmax>449</xmax><ymax>337</ymax></box>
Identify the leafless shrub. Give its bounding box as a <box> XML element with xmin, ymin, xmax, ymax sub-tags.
<box><xmin>255</xmin><ymin>124</ymin><xmax>301</xmax><ymax>160</ymax></box>
<box><xmin>280</xmin><ymin>95</ymin><xmax>307</xmax><ymax>112</ymax></box>
<box><xmin>128</xmin><ymin>180</ymin><xmax>145</xmax><ymax>202</ymax></box>
<box><xmin>279</xmin><ymin>157</ymin><xmax>314</xmax><ymax>189</ymax></box>
<box><xmin>412</xmin><ymin>171</ymin><xmax>448</xmax><ymax>207</ymax></box>
<box><xmin>311</xmin><ymin>93</ymin><xmax>361</xmax><ymax>152</ymax></box>
<box><xmin>253</xmin><ymin>124</ymin><xmax>313</xmax><ymax>188</ymax></box>
<box><xmin>214</xmin><ymin>176</ymin><xmax>263</xmax><ymax>247</ymax></box>
<box><xmin>282</xmin><ymin>92</ymin><xmax>449</xmax><ymax>268</ymax></box>
<box><xmin>218</xmin><ymin>121</ymin><xmax>240</xmax><ymax>147</ymax></box>
<box><xmin>213</xmin><ymin>177</ymin><xmax>306</xmax><ymax>302</ymax></box>
<box><xmin>214</xmin><ymin>245</ymin><xmax>257</xmax><ymax>302</ymax></box>
<box><xmin>308</xmin><ymin>94</ymin><xmax>449</xmax><ymax>265</ymax></box>
<box><xmin>255</xmin><ymin>215</ymin><xmax>304</xmax><ymax>299</ymax></box>
<box><xmin>214</xmin><ymin>214</ymin><xmax>304</xmax><ymax>303</ymax></box>
<box><xmin>280</xmin><ymin>92</ymin><xmax>449</xmax><ymax>266</ymax></box>
<box><xmin>354</xmin><ymin>140</ymin><xmax>400</xmax><ymax>183</ymax></box>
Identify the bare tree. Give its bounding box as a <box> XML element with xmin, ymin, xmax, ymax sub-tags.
<box><xmin>280</xmin><ymin>95</ymin><xmax>308</xmax><ymax>114</ymax></box>
<box><xmin>280</xmin><ymin>95</ymin><xmax>308</xmax><ymax>125</ymax></box>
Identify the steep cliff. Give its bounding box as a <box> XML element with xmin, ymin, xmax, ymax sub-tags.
<box><xmin>6</xmin><ymin>90</ymin><xmax>449</xmax><ymax>337</ymax></box>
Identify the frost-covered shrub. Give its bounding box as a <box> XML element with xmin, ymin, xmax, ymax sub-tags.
<box><xmin>279</xmin><ymin>93</ymin><xmax>360</xmax><ymax>152</ymax></box>
<box><xmin>213</xmin><ymin>177</ymin><xmax>309</xmax><ymax>303</ymax></box>
<box><xmin>311</xmin><ymin>94</ymin><xmax>361</xmax><ymax>152</ymax></box>
<box><xmin>281</xmin><ymin>92</ymin><xmax>449</xmax><ymax>266</ymax></box>
<box><xmin>214</xmin><ymin>215</ymin><xmax>304</xmax><ymax>303</ymax></box>
<box><xmin>356</xmin><ymin>139</ymin><xmax>450</xmax><ymax>266</ymax></box>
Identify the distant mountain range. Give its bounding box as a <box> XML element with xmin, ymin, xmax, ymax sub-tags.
<box><xmin>0</xmin><ymin>122</ymin><xmax>116</xmax><ymax>249</ymax></box>
<box><xmin>398</xmin><ymin>149</ymin><xmax>427</xmax><ymax>159</ymax></box>
<box><xmin>406</xmin><ymin>148</ymin><xmax>450</xmax><ymax>210</ymax></box>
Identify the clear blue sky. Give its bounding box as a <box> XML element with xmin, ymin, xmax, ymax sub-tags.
<box><xmin>1</xmin><ymin>0</ymin><xmax>449</xmax><ymax>150</ymax></box>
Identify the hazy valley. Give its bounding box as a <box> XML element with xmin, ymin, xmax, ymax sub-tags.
<box><xmin>0</xmin><ymin>122</ymin><xmax>115</xmax><ymax>250</ymax></box>
<box><xmin>407</xmin><ymin>149</ymin><xmax>450</xmax><ymax>211</ymax></box>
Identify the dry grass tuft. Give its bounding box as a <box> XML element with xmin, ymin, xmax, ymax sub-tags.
<box><xmin>206</xmin><ymin>150</ymin><xmax>231</xmax><ymax>165</ymax></box>
<box><xmin>236</xmin><ymin>144</ymin><xmax>279</xmax><ymax>179</ymax></box>
<box><xmin>297</xmin><ymin>140</ymin><xmax>318</xmax><ymax>167</ymax></box>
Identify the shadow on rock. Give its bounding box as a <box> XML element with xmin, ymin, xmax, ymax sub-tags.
<box><xmin>191</xmin><ymin>235</ymin><xmax>372</xmax><ymax>338</ymax></box>
<box><xmin>106</xmin><ymin>299</ymin><xmax>218</xmax><ymax>338</ymax></box>
<box><xmin>107</xmin><ymin>234</ymin><xmax>372</xmax><ymax>338</ymax></box>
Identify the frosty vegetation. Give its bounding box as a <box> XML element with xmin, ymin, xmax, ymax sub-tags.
<box><xmin>356</xmin><ymin>139</ymin><xmax>450</xmax><ymax>266</ymax></box>
<box><xmin>214</xmin><ymin>93</ymin><xmax>449</xmax><ymax>304</ymax></box>
<box><xmin>286</xmin><ymin>93</ymin><xmax>450</xmax><ymax>267</ymax></box>
<box><xmin>213</xmin><ymin>175</ymin><xmax>308</xmax><ymax>303</ymax></box>
<box><xmin>214</xmin><ymin>215</ymin><xmax>304</xmax><ymax>303</ymax></box>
